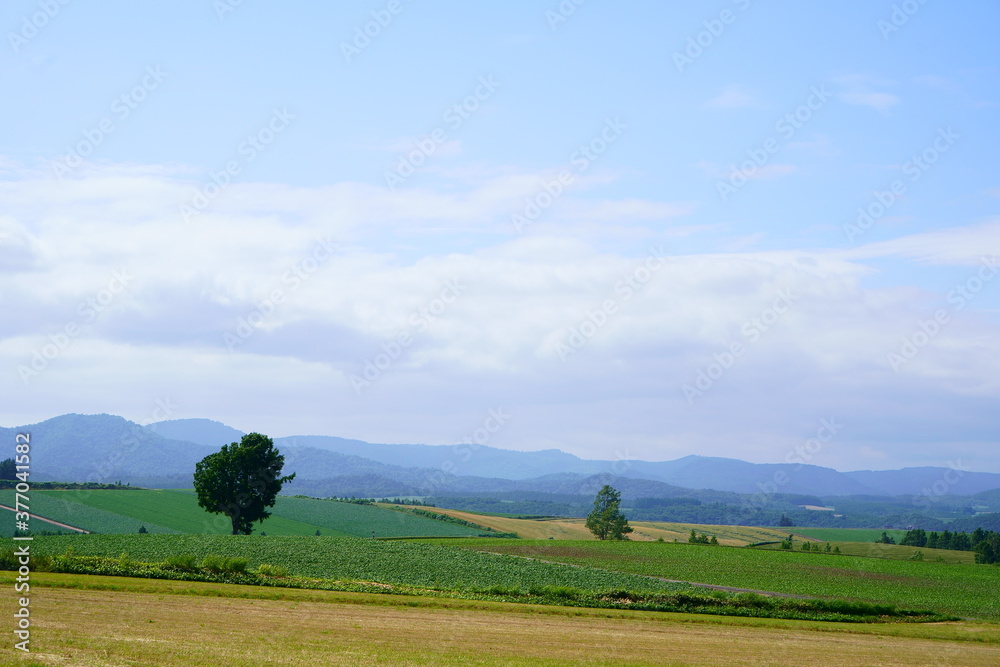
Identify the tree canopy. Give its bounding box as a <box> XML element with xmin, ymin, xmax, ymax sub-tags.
<box><xmin>193</xmin><ymin>433</ymin><xmax>295</xmax><ymax>535</ymax></box>
<box><xmin>585</xmin><ymin>484</ymin><xmax>633</xmax><ymax>540</ymax></box>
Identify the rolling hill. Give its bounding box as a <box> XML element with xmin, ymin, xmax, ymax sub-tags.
<box><xmin>4</xmin><ymin>414</ymin><xmax>999</xmax><ymax>502</ymax></box>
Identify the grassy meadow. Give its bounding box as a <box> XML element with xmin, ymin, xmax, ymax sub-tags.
<box><xmin>445</xmin><ymin>538</ymin><xmax>1000</xmax><ymax>621</ymax></box>
<box><xmin>4</xmin><ymin>490</ymin><xmax>1000</xmax><ymax>665</ymax></box>
<box><xmin>2</xmin><ymin>573</ymin><xmax>999</xmax><ymax>667</ymax></box>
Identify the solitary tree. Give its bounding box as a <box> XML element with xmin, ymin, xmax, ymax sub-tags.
<box><xmin>585</xmin><ymin>485</ymin><xmax>632</xmax><ymax>540</ymax></box>
<box><xmin>0</xmin><ymin>458</ymin><xmax>16</xmax><ymax>480</ymax></box>
<box><xmin>193</xmin><ymin>433</ymin><xmax>295</xmax><ymax>535</ymax></box>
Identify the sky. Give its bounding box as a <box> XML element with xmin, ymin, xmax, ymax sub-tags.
<box><xmin>2</xmin><ymin>1</ymin><xmax>998</xmax><ymax>473</ymax></box>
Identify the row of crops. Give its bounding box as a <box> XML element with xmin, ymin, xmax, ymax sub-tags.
<box><xmin>445</xmin><ymin>539</ymin><xmax>1000</xmax><ymax>621</ymax></box>
<box><xmin>0</xmin><ymin>490</ymin><xmax>177</xmax><ymax>536</ymax></box>
<box><xmin>269</xmin><ymin>495</ymin><xmax>484</xmax><ymax>537</ymax></box>
<box><xmin>28</xmin><ymin>534</ymin><xmax>688</xmax><ymax>593</ymax></box>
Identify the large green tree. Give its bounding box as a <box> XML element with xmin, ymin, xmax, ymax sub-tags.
<box><xmin>0</xmin><ymin>458</ymin><xmax>16</xmax><ymax>481</ymax></box>
<box><xmin>193</xmin><ymin>433</ymin><xmax>295</xmax><ymax>535</ymax></box>
<box><xmin>585</xmin><ymin>484</ymin><xmax>632</xmax><ymax>540</ymax></box>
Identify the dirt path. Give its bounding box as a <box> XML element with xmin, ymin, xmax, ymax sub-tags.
<box><xmin>0</xmin><ymin>503</ymin><xmax>89</xmax><ymax>533</ymax></box>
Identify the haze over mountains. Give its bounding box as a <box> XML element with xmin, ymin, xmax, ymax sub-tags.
<box><xmin>4</xmin><ymin>414</ymin><xmax>999</xmax><ymax>501</ymax></box>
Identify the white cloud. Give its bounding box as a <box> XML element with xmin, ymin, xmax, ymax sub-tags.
<box><xmin>704</xmin><ymin>85</ymin><xmax>759</xmax><ymax>109</ymax></box>
<box><xmin>835</xmin><ymin>74</ymin><xmax>900</xmax><ymax>114</ymax></box>
<box><xmin>1</xmin><ymin>160</ymin><xmax>998</xmax><ymax>469</ymax></box>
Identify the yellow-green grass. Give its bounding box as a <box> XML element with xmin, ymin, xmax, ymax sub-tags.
<box><xmin>2</xmin><ymin>573</ymin><xmax>998</xmax><ymax>666</ymax></box>
<box><xmin>393</xmin><ymin>506</ymin><xmax>789</xmax><ymax>544</ymax></box>
<box><xmin>627</xmin><ymin>522</ymin><xmax>791</xmax><ymax>545</ymax></box>
<box><xmin>445</xmin><ymin>539</ymin><xmax>1000</xmax><ymax>621</ymax></box>
<box><xmin>756</xmin><ymin>540</ymin><xmax>977</xmax><ymax>564</ymax></box>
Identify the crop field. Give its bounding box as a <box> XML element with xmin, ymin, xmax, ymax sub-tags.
<box><xmin>755</xmin><ymin>540</ymin><xmax>977</xmax><ymax>564</ymax></box>
<box><xmin>398</xmin><ymin>507</ymin><xmax>596</xmax><ymax>539</ymax></box>
<box><xmin>11</xmin><ymin>490</ymin><xmax>483</xmax><ymax>538</ymax></box>
<box><xmin>269</xmin><ymin>496</ymin><xmax>483</xmax><ymax>537</ymax></box>
<box><xmin>0</xmin><ymin>490</ymin><xmax>178</xmax><ymax>535</ymax></box>
<box><xmin>394</xmin><ymin>506</ymin><xmax>790</xmax><ymax>544</ymax></box>
<box><xmin>5</xmin><ymin>574</ymin><xmax>1000</xmax><ymax>667</ymax></box>
<box><xmin>447</xmin><ymin>539</ymin><xmax>1000</xmax><ymax>621</ymax></box>
<box><xmin>792</xmin><ymin>527</ymin><xmax>909</xmax><ymax>542</ymax></box>
<box><xmin>28</xmin><ymin>534</ymin><xmax>688</xmax><ymax>593</ymax></box>
<box><xmin>627</xmin><ymin>522</ymin><xmax>792</xmax><ymax>545</ymax></box>
<box><xmin>22</xmin><ymin>490</ymin><xmax>338</xmax><ymax>536</ymax></box>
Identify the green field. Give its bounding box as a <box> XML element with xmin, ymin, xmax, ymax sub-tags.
<box><xmin>28</xmin><ymin>534</ymin><xmax>688</xmax><ymax>594</ymax></box>
<box><xmin>269</xmin><ymin>496</ymin><xmax>484</xmax><ymax>537</ymax></box>
<box><xmin>445</xmin><ymin>539</ymin><xmax>1000</xmax><ymax>621</ymax></box>
<box><xmin>7</xmin><ymin>573</ymin><xmax>1000</xmax><ymax>667</ymax></box>
<box><xmin>755</xmin><ymin>540</ymin><xmax>976</xmax><ymax>564</ymax></box>
<box><xmin>792</xmin><ymin>527</ymin><xmax>909</xmax><ymax>542</ymax></box>
<box><xmin>0</xmin><ymin>490</ymin><xmax>178</xmax><ymax>535</ymax></box>
<box><xmin>9</xmin><ymin>490</ymin><xmax>484</xmax><ymax>538</ymax></box>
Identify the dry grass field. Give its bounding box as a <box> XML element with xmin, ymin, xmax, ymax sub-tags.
<box><xmin>2</xmin><ymin>573</ymin><xmax>999</xmax><ymax>666</ymax></box>
<box><xmin>408</xmin><ymin>507</ymin><xmax>791</xmax><ymax>544</ymax></box>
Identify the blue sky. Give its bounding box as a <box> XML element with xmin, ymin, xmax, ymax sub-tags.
<box><xmin>2</xmin><ymin>1</ymin><xmax>998</xmax><ymax>474</ymax></box>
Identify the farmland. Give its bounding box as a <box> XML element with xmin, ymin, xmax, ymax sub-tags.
<box><xmin>4</xmin><ymin>573</ymin><xmax>1000</xmax><ymax>667</ymax></box>
<box><xmin>446</xmin><ymin>539</ymin><xmax>1000</xmax><ymax>621</ymax></box>
<box><xmin>4</xmin><ymin>490</ymin><xmax>484</xmax><ymax>538</ymax></box>
<box><xmin>0</xmin><ymin>490</ymin><xmax>178</xmax><ymax>536</ymax></box>
<box><xmin>394</xmin><ymin>506</ymin><xmax>793</xmax><ymax>544</ymax></box>
<box><xmin>27</xmin><ymin>534</ymin><xmax>688</xmax><ymax>593</ymax></box>
<box><xmin>754</xmin><ymin>540</ymin><xmax>977</xmax><ymax>564</ymax></box>
<box><xmin>792</xmin><ymin>527</ymin><xmax>909</xmax><ymax>543</ymax></box>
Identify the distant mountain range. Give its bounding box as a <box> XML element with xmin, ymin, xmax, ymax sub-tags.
<box><xmin>4</xmin><ymin>414</ymin><xmax>999</xmax><ymax>503</ymax></box>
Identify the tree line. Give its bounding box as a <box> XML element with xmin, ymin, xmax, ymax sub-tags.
<box><xmin>899</xmin><ymin>528</ymin><xmax>1000</xmax><ymax>564</ymax></box>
